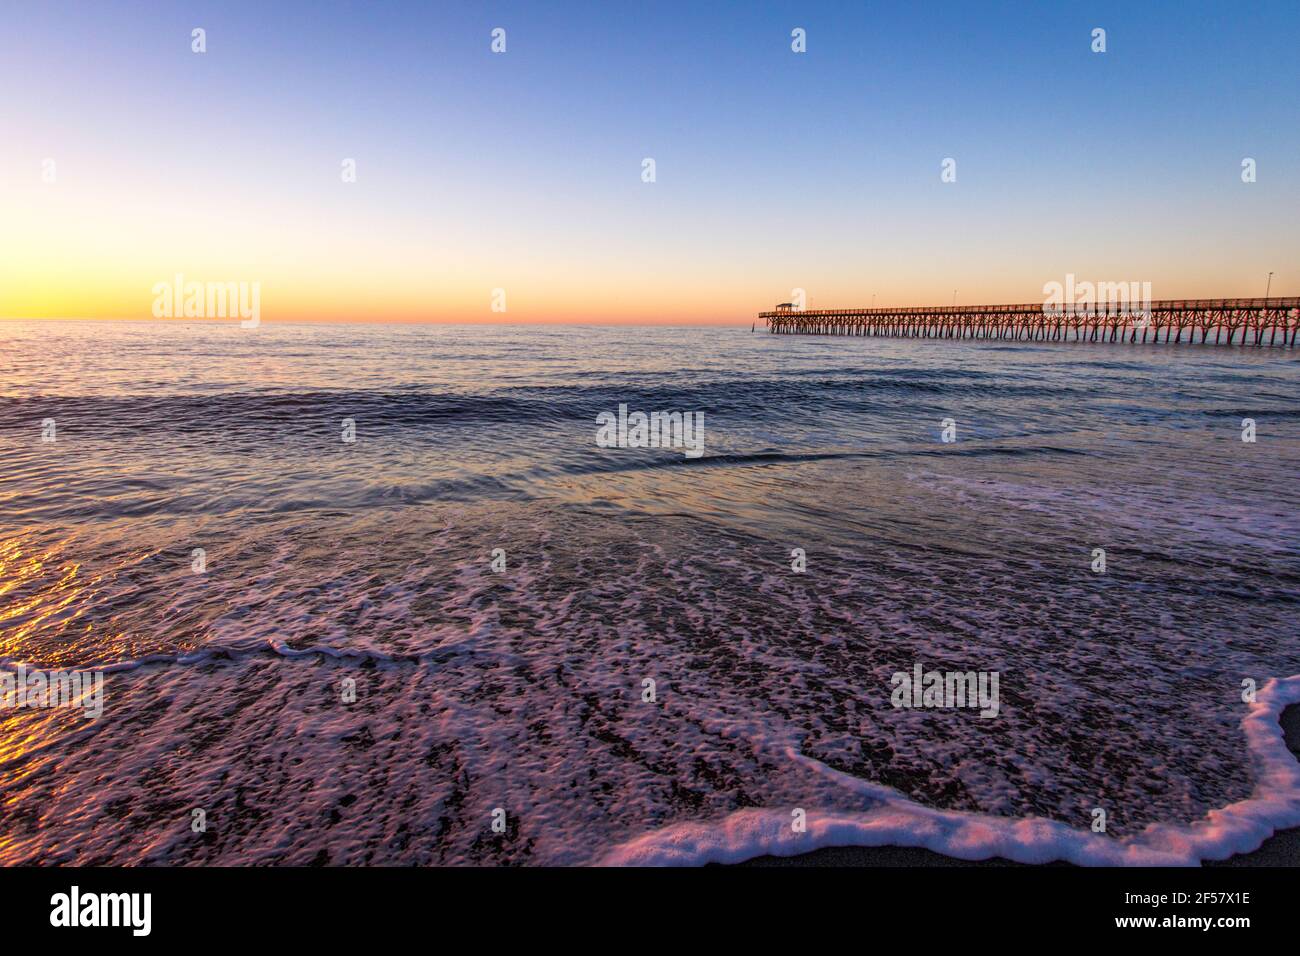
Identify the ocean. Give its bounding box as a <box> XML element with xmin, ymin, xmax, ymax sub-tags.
<box><xmin>1</xmin><ymin>319</ymin><xmax>1298</xmax><ymax>865</ymax></box>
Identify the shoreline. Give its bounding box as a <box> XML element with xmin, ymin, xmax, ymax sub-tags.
<box><xmin>729</xmin><ymin>705</ymin><xmax>1300</xmax><ymax>868</ymax></box>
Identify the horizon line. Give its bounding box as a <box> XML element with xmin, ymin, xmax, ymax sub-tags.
<box><xmin>0</xmin><ymin>315</ymin><xmax>758</xmax><ymax>329</ymax></box>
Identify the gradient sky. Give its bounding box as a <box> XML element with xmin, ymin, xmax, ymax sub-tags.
<box><xmin>1</xmin><ymin>0</ymin><xmax>1297</xmax><ymax>324</ymax></box>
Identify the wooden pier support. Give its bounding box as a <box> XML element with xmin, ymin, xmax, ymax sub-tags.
<box><xmin>760</xmin><ymin>298</ymin><xmax>1300</xmax><ymax>347</ymax></box>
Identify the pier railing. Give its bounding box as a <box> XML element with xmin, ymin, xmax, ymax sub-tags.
<box><xmin>760</xmin><ymin>298</ymin><xmax>1300</xmax><ymax>346</ymax></box>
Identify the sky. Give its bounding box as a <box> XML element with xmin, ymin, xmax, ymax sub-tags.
<box><xmin>1</xmin><ymin>0</ymin><xmax>1297</xmax><ymax>325</ymax></box>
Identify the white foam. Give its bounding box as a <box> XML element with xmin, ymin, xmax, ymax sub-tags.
<box><xmin>601</xmin><ymin>674</ymin><xmax>1300</xmax><ymax>867</ymax></box>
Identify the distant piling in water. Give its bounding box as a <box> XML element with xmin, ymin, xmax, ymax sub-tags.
<box><xmin>760</xmin><ymin>298</ymin><xmax>1300</xmax><ymax>347</ymax></box>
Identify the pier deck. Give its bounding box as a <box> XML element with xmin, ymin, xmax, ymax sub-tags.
<box><xmin>760</xmin><ymin>298</ymin><xmax>1300</xmax><ymax>346</ymax></box>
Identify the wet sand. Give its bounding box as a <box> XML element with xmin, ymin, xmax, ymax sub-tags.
<box><xmin>731</xmin><ymin>705</ymin><xmax>1300</xmax><ymax>868</ymax></box>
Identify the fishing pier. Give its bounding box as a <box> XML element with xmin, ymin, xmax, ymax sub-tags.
<box><xmin>760</xmin><ymin>298</ymin><xmax>1300</xmax><ymax>346</ymax></box>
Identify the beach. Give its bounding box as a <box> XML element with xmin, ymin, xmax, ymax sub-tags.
<box><xmin>734</xmin><ymin>704</ymin><xmax>1300</xmax><ymax>866</ymax></box>
<box><xmin>2</xmin><ymin>320</ymin><xmax>1298</xmax><ymax>866</ymax></box>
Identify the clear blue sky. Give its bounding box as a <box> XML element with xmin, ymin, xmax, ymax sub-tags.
<box><xmin>2</xmin><ymin>0</ymin><xmax>1297</xmax><ymax>322</ymax></box>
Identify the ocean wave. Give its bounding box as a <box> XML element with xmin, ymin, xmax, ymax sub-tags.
<box><xmin>0</xmin><ymin>374</ymin><xmax>1076</xmax><ymax>435</ymax></box>
<box><xmin>601</xmin><ymin>674</ymin><xmax>1300</xmax><ymax>866</ymax></box>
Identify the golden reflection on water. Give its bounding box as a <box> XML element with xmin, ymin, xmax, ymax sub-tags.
<box><xmin>0</xmin><ymin>533</ymin><xmax>142</xmax><ymax>668</ymax></box>
<box><xmin>0</xmin><ymin>534</ymin><xmax>116</xmax><ymax>864</ymax></box>
<box><xmin>0</xmin><ymin>535</ymin><xmax>83</xmax><ymax>662</ymax></box>
<box><xmin>0</xmin><ymin>700</ymin><xmax>94</xmax><ymax>865</ymax></box>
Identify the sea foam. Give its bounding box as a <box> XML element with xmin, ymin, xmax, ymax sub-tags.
<box><xmin>602</xmin><ymin>674</ymin><xmax>1300</xmax><ymax>866</ymax></box>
